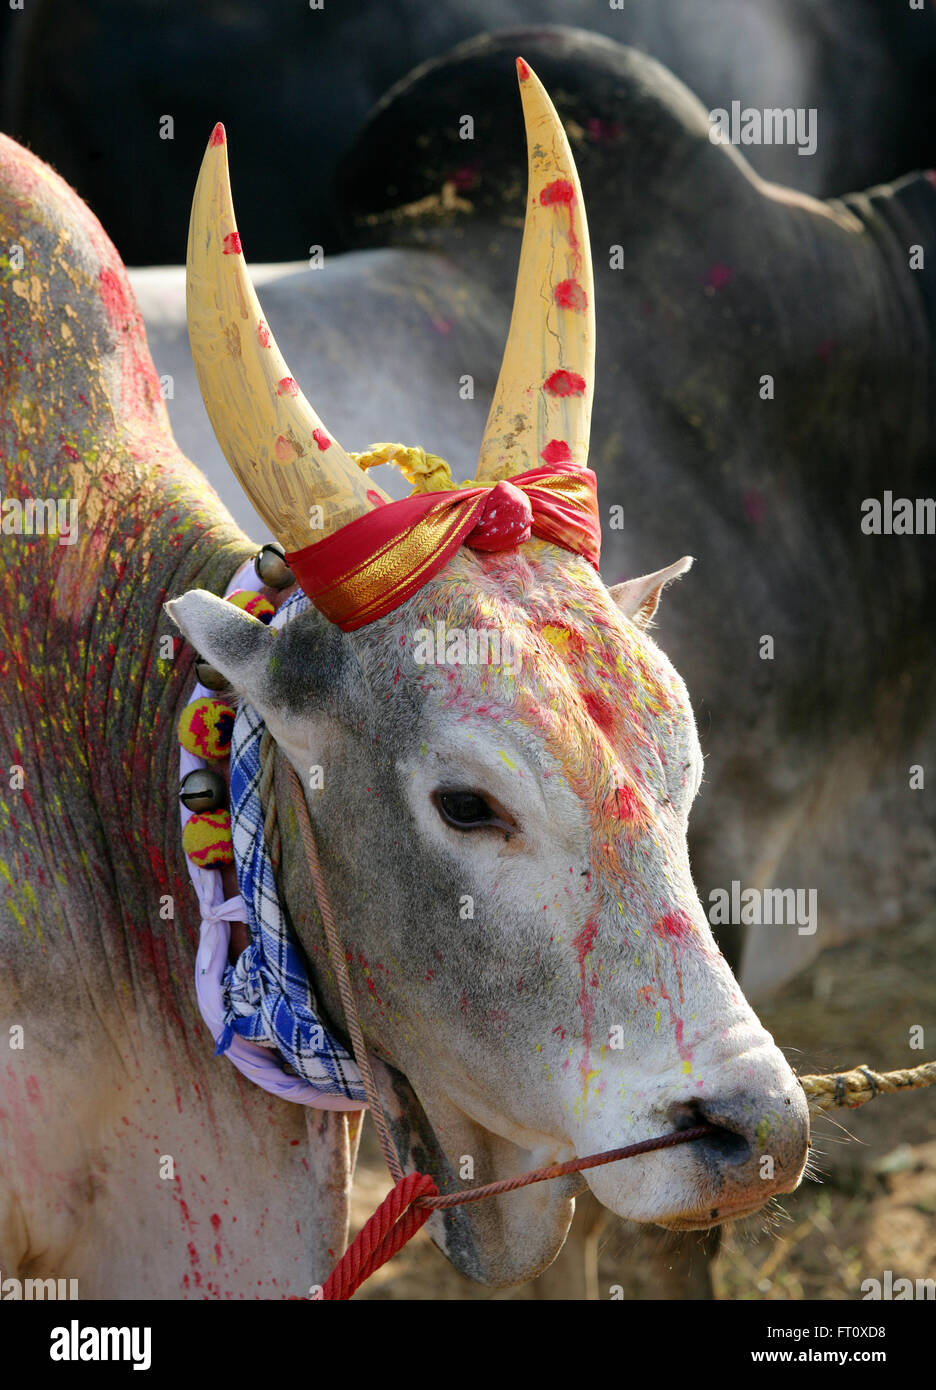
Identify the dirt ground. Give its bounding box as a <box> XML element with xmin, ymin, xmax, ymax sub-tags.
<box><xmin>350</xmin><ymin>913</ymin><xmax>936</xmax><ymax>1299</ymax></box>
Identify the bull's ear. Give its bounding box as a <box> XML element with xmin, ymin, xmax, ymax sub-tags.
<box><xmin>609</xmin><ymin>556</ymin><xmax>693</xmax><ymax>629</ymax></box>
<box><xmin>164</xmin><ymin>589</ymin><xmax>273</xmax><ymax>701</ymax></box>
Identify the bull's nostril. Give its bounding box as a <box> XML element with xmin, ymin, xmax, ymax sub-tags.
<box><xmin>697</xmin><ymin>1125</ymin><xmax>750</xmax><ymax>1166</ymax></box>
<box><xmin>670</xmin><ymin>1099</ymin><xmax>751</xmax><ymax>1167</ymax></box>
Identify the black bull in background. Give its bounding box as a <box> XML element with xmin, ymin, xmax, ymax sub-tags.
<box><xmin>136</xmin><ymin>27</ymin><xmax>936</xmax><ymax>1001</ymax></box>
<box><xmin>2</xmin><ymin>0</ymin><xmax>936</xmax><ymax>263</ymax></box>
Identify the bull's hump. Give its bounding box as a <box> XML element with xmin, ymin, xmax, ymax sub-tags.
<box><xmin>0</xmin><ymin>132</ymin><xmax>172</xmax><ymax>495</ymax></box>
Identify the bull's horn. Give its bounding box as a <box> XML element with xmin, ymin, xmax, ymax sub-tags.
<box><xmin>475</xmin><ymin>59</ymin><xmax>595</xmax><ymax>483</ymax></box>
<box><xmin>186</xmin><ymin>124</ymin><xmax>389</xmax><ymax>552</ymax></box>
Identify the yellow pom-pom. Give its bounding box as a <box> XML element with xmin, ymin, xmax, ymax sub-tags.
<box><xmin>183</xmin><ymin>810</ymin><xmax>233</xmax><ymax>867</ymax></box>
<box><xmin>227</xmin><ymin>589</ymin><xmax>275</xmax><ymax>621</ymax></box>
<box><xmin>178</xmin><ymin>697</ymin><xmax>235</xmax><ymax>760</ymax></box>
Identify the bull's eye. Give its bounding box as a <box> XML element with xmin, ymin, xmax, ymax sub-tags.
<box><xmin>433</xmin><ymin>789</ymin><xmax>516</xmax><ymax>834</ymax></box>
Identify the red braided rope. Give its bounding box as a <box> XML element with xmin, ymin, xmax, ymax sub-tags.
<box><xmin>321</xmin><ymin>1126</ymin><xmax>715</xmax><ymax>1298</ymax></box>
<box><xmin>321</xmin><ymin>1172</ymin><xmax>439</xmax><ymax>1300</ymax></box>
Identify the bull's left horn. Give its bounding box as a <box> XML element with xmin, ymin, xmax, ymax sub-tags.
<box><xmin>186</xmin><ymin>124</ymin><xmax>390</xmax><ymax>551</ymax></box>
<box><xmin>475</xmin><ymin>59</ymin><xmax>595</xmax><ymax>483</ymax></box>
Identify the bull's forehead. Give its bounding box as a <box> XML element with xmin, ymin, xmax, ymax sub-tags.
<box><xmin>360</xmin><ymin>540</ymin><xmax>699</xmax><ymax>828</ymax></box>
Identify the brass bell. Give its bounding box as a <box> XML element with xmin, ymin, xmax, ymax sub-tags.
<box><xmin>194</xmin><ymin>655</ymin><xmax>228</xmax><ymax>690</ymax></box>
<box><xmin>179</xmin><ymin>767</ymin><xmax>228</xmax><ymax>813</ymax></box>
<box><xmin>255</xmin><ymin>541</ymin><xmax>295</xmax><ymax>590</ymax></box>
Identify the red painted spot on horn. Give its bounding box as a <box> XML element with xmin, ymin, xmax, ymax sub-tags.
<box><xmin>516</xmin><ymin>57</ymin><xmax>531</xmax><ymax>81</ymax></box>
<box><xmin>222</xmin><ymin>231</ymin><xmax>242</xmax><ymax>255</ymax></box>
<box><xmin>312</xmin><ymin>428</ymin><xmax>331</xmax><ymax>451</ymax></box>
<box><xmin>540</xmin><ymin>182</ymin><xmax>583</xmax><ymax>263</ymax></box>
<box><xmin>554</xmin><ymin>279</ymin><xmax>587</xmax><ymax>311</ymax></box>
<box><xmin>256</xmin><ymin>320</ymin><xmax>271</xmax><ymax>348</ymax></box>
<box><xmin>540</xmin><ymin>439</ymin><xmax>572</xmax><ymax>464</ymax></box>
<box><xmin>209</xmin><ymin>123</ymin><xmax>226</xmax><ymax>147</ymax></box>
<box><xmin>366</xmin><ymin>489</ymin><xmax>388</xmax><ymax>507</ymax></box>
<box><xmin>276</xmin><ymin>377</ymin><xmax>298</xmax><ymax>396</ymax></box>
<box><xmin>540</xmin><ymin>179</ymin><xmax>576</xmax><ymax>207</ymax></box>
<box><xmin>544</xmin><ymin>368</ymin><xmax>587</xmax><ymax>398</ymax></box>
<box><xmin>274</xmin><ymin>434</ymin><xmax>298</xmax><ymax>462</ymax></box>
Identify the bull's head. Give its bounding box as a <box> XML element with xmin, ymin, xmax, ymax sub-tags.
<box><xmin>168</xmin><ymin>61</ymin><xmax>809</xmax><ymax>1287</ymax></box>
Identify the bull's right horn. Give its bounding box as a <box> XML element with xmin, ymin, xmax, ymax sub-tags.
<box><xmin>475</xmin><ymin>59</ymin><xmax>595</xmax><ymax>484</ymax></box>
<box><xmin>186</xmin><ymin>123</ymin><xmax>390</xmax><ymax>552</ymax></box>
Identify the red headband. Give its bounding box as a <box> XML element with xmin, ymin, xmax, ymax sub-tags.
<box><xmin>286</xmin><ymin>463</ymin><xmax>601</xmax><ymax>631</ymax></box>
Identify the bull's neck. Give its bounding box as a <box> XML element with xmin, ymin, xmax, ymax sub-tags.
<box><xmin>78</xmin><ymin>451</ymin><xmax>254</xmax><ymax>1040</ymax></box>
<box><xmin>4</xmin><ymin>425</ymin><xmax>254</xmax><ymax>1061</ymax></box>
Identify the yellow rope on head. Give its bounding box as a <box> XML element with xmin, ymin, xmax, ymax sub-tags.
<box><xmin>350</xmin><ymin>443</ymin><xmax>458</xmax><ymax>493</ymax></box>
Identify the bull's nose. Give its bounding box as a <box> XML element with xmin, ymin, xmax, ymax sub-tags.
<box><xmin>669</xmin><ymin>1084</ymin><xmax>810</xmax><ymax>1220</ymax></box>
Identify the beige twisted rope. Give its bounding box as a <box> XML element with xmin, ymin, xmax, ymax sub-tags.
<box><xmin>284</xmin><ymin>759</ymin><xmax>407</xmax><ymax>1185</ymax></box>
<box><xmin>797</xmin><ymin>1060</ymin><xmax>936</xmax><ymax>1113</ymax></box>
<box><xmin>258</xmin><ymin>727</ymin><xmax>281</xmax><ymax>872</ymax></box>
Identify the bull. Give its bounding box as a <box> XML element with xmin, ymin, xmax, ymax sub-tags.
<box><xmin>0</xmin><ymin>60</ymin><xmax>812</xmax><ymax>1296</ymax></box>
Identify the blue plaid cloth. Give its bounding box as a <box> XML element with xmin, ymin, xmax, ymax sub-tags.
<box><xmin>217</xmin><ymin>590</ymin><xmax>365</xmax><ymax>1103</ymax></box>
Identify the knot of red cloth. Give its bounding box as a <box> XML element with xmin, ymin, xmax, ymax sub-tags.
<box><xmin>464</xmin><ymin>479</ymin><xmax>533</xmax><ymax>552</ymax></box>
